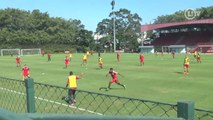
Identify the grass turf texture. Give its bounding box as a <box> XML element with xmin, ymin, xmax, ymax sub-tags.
<box><xmin>0</xmin><ymin>53</ymin><xmax>212</xmax><ymax>110</ymax></box>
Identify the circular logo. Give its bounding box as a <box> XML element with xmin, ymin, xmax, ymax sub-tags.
<box><xmin>184</xmin><ymin>9</ymin><xmax>196</xmax><ymax>20</ymax></box>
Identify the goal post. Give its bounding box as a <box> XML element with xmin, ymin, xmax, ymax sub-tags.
<box><xmin>0</xmin><ymin>49</ymin><xmax>21</xmax><ymax>56</ymax></box>
<box><xmin>21</xmin><ymin>48</ymin><xmax>41</xmax><ymax>56</ymax></box>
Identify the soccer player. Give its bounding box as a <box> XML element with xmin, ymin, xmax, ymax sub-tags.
<box><xmin>98</xmin><ymin>56</ymin><xmax>103</xmax><ymax>69</ymax></box>
<box><xmin>161</xmin><ymin>51</ymin><xmax>164</xmax><ymax>57</ymax></box>
<box><xmin>86</xmin><ymin>51</ymin><xmax>90</xmax><ymax>57</ymax></box>
<box><xmin>64</xmin><ymin>56</ymin><xmax>69</xmax><ymax>68</ymax></box>
<box><xmin>172</xmin><ymin>50</ymin><xmax>175</xmax><ymax>59</ymax></box>
<box><xmin>197</xmin><ymin>53</ymin><xmax>201</xmax><ymax>64</ymax></box>
<box><xmin>47</xmin><ymin>53</ymin><xmax>51</xmax><ymax>61</ymax></box>
<box><xmin>194</xmin><ymin>50</ymin><xmax>198</xmax><ymax>60</ymax></box>
<box><xmin>16</xmin><ymin>56</ymin><xmax>21</xmax><ymax>67</ymax></box>
<box><xmin>155</xmin><ymin>51</ymin><xmax>158</xmax><ymax>56</ymax></box>
<box><xmin>106</xmin><ymin>68</ymin><xmax>126</xmax><ymax>89</ymax></box>
<box><xmin>183</xmin><ymin>56</ymin><xmax>190</xmax><ymax>75</ymax></box>
<box><xmin>90</xmin><ymin>50</ymin><xmax>93</xmax><ymax>56</ymax></box>
<box><xmin>22</xmin><ymin>64</ymin><xmax>30</xmax><ymax>80</ymax></box>
<box><xmin>81</xmin><ymin>54</ymin><xmax>87</xmax><ymax>66</ymax></box>
<box><xmin>69</xmin><ymin>53</ymin><xmax>72</xmax><ymax>61</ymax></box>
<box><xmin>41</xmin><ymin>50</ymin><xmax>45</xmax><ymax>57</ymax></box>
<box><xmin>140</xmin><ymin>53</ymin><xmax>144</xmax><ymax>66</ymax></box>
<box><xmin>63</xmin><ymin>71</ymin><xmax>81</xmax><ymax>105</ymax></box>
<box><xmin>117</xmin><ymin>52</ymin><xmax>120</xmax><ymax>62</ymax></box>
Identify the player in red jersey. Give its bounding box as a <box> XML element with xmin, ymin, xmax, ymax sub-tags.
<box><xmin>197</xmin><ymin>53</ymin><xmax>201</xmax><ymax>64</ymax></box>
<box><xmin>172</xmin><ymin>50</ymin><xmax>175</xmax><ymax>59</ymax></box>
<box><xmin>161</xmin><ymin>51</ymin><xmax>164</xmax><ymax>57</ymax></box>
<box><xmin>16</xmin><ymin>56</ymin><xmax>21</xmax><ymax>67</ymax></box>
<box><xmin>90</xmin><ymin>50</ymin><xmax>93</xmax><ymax>56</ymax></box>
<box><xmin>64</xmin><ymin>56</ymin><xmax>69</xmax><ymax>68</ymax></box>
<box><xmin>140</xmin><ymin>53</ymin><xmax>144</xmax><ymax>66</ymax></box>
<box><xmin>22</xmin><ymin>64</ymin><xmax>30</xmax><ymax>80</ymax></box>
<box><xmin>47</xmin><ymin>53</ymin><xmax>51</xmax><ymax>61</ymax></box>
<box><xmin>106</xmin><ymin>68</ymin><xmax>126</xmax><ymax>89</ymax></box>
<box><xmin>41</xmin><ymin>50</ymin><xmax>45</xmax><ymax>57</ymax></box>
<box><xmin>117</xmin><ymin>52</ymin><xmax>120</xmax><ymax>62</ymax></box>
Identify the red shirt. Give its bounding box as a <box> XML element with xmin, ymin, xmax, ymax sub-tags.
<box><xmin>140</xmin><ymin>55</ymin><xmax>144</xmax><ymax>60</ymax></box>
<box><xmin>16</xmin><ymin>57</ymin><xmax>20</xmax><ymax>62</ymax></box>
<box><xmin>65</xmin><ymin>58</ymin><xmax>69</xmax><ymax>64</ymax></box>
<box><xmin>172</xmin><ymin>51</ymin><xmax>175</xmax><ymax>55</ymax></box>
<box><xmin>109</xmin><ymin>71</ymin><xmax>117</xmax><ymax>79</ymax></box>
<box><xmin>22</xmin><ymin>67</ymin><xmax>29</xmax><ymax>76</ymax></box>
<box><xmin>48</xmin><ymin>54</ymin><xmax>51</xmax><ymax>58</ymax></box>
<box><xmin>117</xmin><ymin>53</ymin><xmax>120</xmax><ymax>58</ymax></box>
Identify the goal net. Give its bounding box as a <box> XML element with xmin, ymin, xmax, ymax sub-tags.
<box><xmin>0</xmin><ymin>49</ymin><xmax>21</xmax><ymax>56</ymax></box>
<box><xmin>21</xmin><ymin>48</ymin><xmax>41</xmax><ymax>56</ymax></box>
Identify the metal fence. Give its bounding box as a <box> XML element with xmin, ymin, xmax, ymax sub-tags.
<box><xmin>195</xmin><ymin>108</ymin><xmax>213</xmax><ymax>120</ymax></box>
<box><xmin>0</xmin><ymin>77</ymin><xmax>213</xmax><ymax>120</ymax></box>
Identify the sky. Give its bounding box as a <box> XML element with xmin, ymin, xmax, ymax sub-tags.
<box><xmin>0</xmin><ymin>0</ymin><xmax>213</xmax><ymax>32</ymax></box>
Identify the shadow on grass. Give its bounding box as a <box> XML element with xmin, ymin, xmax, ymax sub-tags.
<box><xmin>99</xmin><ymin>87</ymin><xmax>124</xmax><ymax>92</ymax></box>
<box><xmin>175</xmin><ymin>71</ymin><xmax>183</xmax><ymax>74</ymax></box>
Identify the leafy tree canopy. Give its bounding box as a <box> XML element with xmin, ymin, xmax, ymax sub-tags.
<box><xmin>0</xmin><ymin>8</ymin><xmax>94</xmax><ymax>52</ymax></box>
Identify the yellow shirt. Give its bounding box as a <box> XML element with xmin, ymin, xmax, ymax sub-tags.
<box><xmin>184</xmin><ymin>57</ymin><xmax>190</xmax><ymax>65</ymax></box>
<box><xmin>68</xmin><ymin>75</ymin><xmax>77</xmax><ymax>89</ymax></box>
<box><xmin>86</xmin><ymin>51</ymin><xmax>90</xmax><ymax>56</ymax></box>
<box><xmin>99</xmin><ymin>57</ymin><xmax>103</xmax><ymax>64</ymax></box>
<box><xmin>83</xmin><ymin>55</ymin><xmax>87</xmax><ymax>60</ymax></box>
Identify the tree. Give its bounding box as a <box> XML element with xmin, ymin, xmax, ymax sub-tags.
<box><xmin>96</xmin><ymin>8</ymin><xmax>142</xmax><ymax>51</ymax></box>
<box><xmin>0</xmin><ymin>8</ymin><xmax>94</xmax><ymax>52</ymax></box>
<box><xmin>154</xmin><ymin>6</ymin><xmax>213</xmax><ymax>24</ymax></box>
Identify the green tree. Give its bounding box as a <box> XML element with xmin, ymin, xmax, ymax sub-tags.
<box><xmin>96</xmin><ymin>8</ymin><xmax>142</xmax><ymax>51</ymax></box>
<box><xmin>0</xmin><ymin>8</ymin><xmax>94</xmax><ymax>52</ymax></box>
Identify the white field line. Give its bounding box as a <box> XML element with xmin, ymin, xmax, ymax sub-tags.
<box><xmin>0</xmin><ymin>87</ymin><xmax>103</xmax><ymax>115</ymax></box>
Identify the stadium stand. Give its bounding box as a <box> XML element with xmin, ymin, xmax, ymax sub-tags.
<box><xmin>141</xmin><ymin>19</ymin><xmax>213</xmax><ymax>53</ymax></box>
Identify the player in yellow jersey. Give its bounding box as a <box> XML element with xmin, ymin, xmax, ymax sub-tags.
<box><xmin>69</xmin><ymin>53</ymin><xmax>72</xmax><ymax>61</ymax></box>
<box><xmin>81</xmin><ymin>54</ymin><xmax>87</xmax><ymax>66</ymax></box>
<box><xmin>98</xmin><ymin>56</ymin><xmax>103</xmax><ymax>69</ymax></box>
<box><xmin>62</xmin><ymin>71</ymin><xmax>81</xmax><ymax>105</ymax></box>
<box><xmin>183</xmin><ymin>56</ymin><xmax>190</xmax><ymax>75</ymax></box>
<box><xmin>86</xmin><ymin>51</ymin><xmax>90</xmax><ymax>57</ymax></box>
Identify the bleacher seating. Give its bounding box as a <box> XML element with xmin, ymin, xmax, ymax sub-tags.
<box><xmin>152</xmin><ymin>31</ymin><xmax>213</xmax><ymax>46</ymax></box>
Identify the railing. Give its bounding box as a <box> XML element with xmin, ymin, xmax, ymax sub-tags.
<box><xmin>0</xmin><ymin>77</ymin><xmax>213</xmax><ymax>120</ymax></box>
<box><xmin>34</xmin><ymin>82</ymin><xmax>177</xmax><ymax>116</ymax></box>
<box><xmin>0</xmin><ymin>108</ymin><xmax>184</xmax><ymax>120</ymax></box>
<box><xmin>195</xmin><ymin>108</ymin><xmax>213</xmax><ymax>120</ymax></box>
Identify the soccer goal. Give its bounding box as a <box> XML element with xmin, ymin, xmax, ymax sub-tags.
<box><xmin>0</xmin><ymin>49</ymin><xmax>21</xmax><ymax>56</ymax></box>
<box><xmin>21</xmin><ymin>48</ymin><xmax>41</xmax><ymax>56</ymax></box>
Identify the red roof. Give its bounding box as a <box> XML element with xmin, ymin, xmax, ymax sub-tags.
<box><xmin>141</xmin><ymin>19</ymin><xmax>213</xmax><ymax>32</ymax></box>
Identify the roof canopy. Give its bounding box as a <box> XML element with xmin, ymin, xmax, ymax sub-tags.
<box><xmin>141</xmin><ymin>19</ymin><xmax>213</xmax><ymax>32</ymax></box>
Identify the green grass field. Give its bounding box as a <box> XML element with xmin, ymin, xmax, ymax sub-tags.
<box><xmin>0</xmin><ymin>53</ymin><xmax>212</xmax><ymax>110</ymax></box>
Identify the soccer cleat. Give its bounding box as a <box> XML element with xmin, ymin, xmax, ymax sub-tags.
<box><xmin>123</xmin><ymin>85</ymin><xmax>126</xmax><ymax>89</ymax></box>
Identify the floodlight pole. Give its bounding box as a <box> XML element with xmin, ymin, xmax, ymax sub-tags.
<box><xmin>111</xmin><ymin>0</ymin><xmax>116</xmax><ymax>52</ymax></box>
<box><xmin>113</xmin><ymin>11</ymin><xmax>116</xmax><ymax>52</ymax></box>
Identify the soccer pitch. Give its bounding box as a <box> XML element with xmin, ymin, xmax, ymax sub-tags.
<box><xmin>0</xmin><ymin>53</ymin><xmax>212</xmax><ymax>110</ymax></box>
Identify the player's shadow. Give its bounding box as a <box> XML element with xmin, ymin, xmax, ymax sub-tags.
<box><xmin>99</xmin><ymin>87</ymin><xmax>124</xmax><ymax>92</ymax></box>
<box><xmin>96</xmin><ymin>67</ymin><xmax>103</xmax><ymax>70</ymax></box>
<box><xmin>175</xmin><ymin>71</ymin><xmax>183</xmax><ymax>74</ymax></box>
